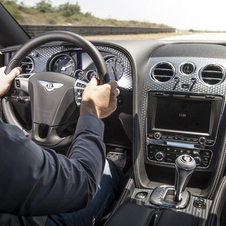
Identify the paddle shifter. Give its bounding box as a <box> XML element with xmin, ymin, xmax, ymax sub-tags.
<box><xmin>150</xmin><ymin>155</ymin><xmax>196</xmax><ymax>209</ymax></box>
<box><xmin>174</xmin><ymin>155</ymin><xmax>196</xmax><ymax>202</ymax></box>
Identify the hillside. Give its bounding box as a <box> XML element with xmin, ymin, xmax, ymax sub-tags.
<box><xmin>2</xmin><ymin>0</ymin><xmax>171</xmax><ymax>28</ymax></box>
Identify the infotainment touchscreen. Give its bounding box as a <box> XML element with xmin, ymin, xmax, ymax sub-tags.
<box><xmin>155</xmin><ymin>98</ymin><xmax>211</xmax><ymax>133</ymax></box>
<box><xmin>147</xmin><ymin>92</ymin><xmax>223</xmax><ymax>140</ymax></box>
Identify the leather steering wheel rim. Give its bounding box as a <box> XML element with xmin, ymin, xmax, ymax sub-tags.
<box><xmin>2</xmin><ymin>31</ymin><xmax>109</xmax><ymax>148</ymax></box>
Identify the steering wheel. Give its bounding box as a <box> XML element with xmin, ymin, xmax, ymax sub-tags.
<box><xmin>2</xmin><ymin>31</ymin><xmax>109</xmax><ymax>149</ymax></box>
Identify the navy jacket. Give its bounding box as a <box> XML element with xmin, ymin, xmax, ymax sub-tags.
<box><xmin>0</xmin><ymin>113</ymin><xmax>105</xmax><ymax>225</ymax></box>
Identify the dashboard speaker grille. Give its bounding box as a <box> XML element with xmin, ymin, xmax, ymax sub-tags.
<box><xmin>200</xmin><ymin>64</ymin><xmax>225</xmax><ymax>85</ymax></box>
<box><xmin>152</xmin><ymin>62</ymin><xmax>175</xmax><ymax>82</ymax></box>
<box><xmin>20</xmin><ymin>56</ymin><xmax>34</xmax><ymax>73</ymax></box>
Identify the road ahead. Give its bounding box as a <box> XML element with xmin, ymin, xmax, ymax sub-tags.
<box><xmin>163</xmin><ymin>33</ymin><xmax>226</xmax><ymax>41</ymax></box>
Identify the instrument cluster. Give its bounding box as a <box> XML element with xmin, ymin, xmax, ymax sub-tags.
<box><xmin>47</xmin><ymin>50</ymin><xmax>124</xmax><ymax>82</ymax></box>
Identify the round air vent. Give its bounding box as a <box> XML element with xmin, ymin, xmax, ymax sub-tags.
<box><xmin>200</xmin><ymin>64</ymin><xmax>225</xmax><ymax>85</ymax></box>
<box><xmin>151</xmin><ymin>62</ymin><xmax>175</xmax><ymax>82</ymax></box>
<box><xmin>20</xmin><ymin>56</ymin><xmax>34</xmax><ymax>73</ymax></box>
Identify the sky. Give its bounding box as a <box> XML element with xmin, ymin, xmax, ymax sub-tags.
<box><xmin>20</xmin><ymin>0</ymin><xmax>226</xmax><ymax>31</ymax></box>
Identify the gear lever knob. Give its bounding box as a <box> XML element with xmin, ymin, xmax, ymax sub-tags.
<box><xmin>174</xmin><ymin>155</ymin><xmax>196</xmax><ymax>202</ymax></box>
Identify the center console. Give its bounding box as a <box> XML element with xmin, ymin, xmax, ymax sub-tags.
<box><xmin>105</xmin><ymin>45</ymin><xmax>226</xmax><ymax>226</ymax></box>
<box><xmin>146</xmin><ymin>91</ymin><xmax>223</xmax><ymax>169</ymax></box>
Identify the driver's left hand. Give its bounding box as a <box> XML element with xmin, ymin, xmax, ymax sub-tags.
<box><xmin>0</xmin><ymin>66</ymin><xmax>21</xmax><ymax>98</ymax></box>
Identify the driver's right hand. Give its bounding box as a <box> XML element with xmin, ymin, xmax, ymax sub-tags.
<box><xmin>80</xmin><ymin>78</ymin><xmax>120</xmax><ymax>119</ymax></box>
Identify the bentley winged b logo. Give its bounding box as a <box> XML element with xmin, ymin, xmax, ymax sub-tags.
<box><xmin>39</xmin><ymin>80</ymin><xmax>64</xmax><ymax>91</ymax></box>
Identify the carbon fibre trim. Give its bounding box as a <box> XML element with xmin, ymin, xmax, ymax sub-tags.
<box><xmin>97</xmin><ymin>46</ymin><xmax>133</xmax><ymax>90</ymax></box>
<box><xmin>131</xmin><ymin>188</ymin><xmax>212</xmax><ymax>221</ymax></box>
<box><xmin>145</xmin><ymin>57</ymin><xmax>226</xmax><ymax>94</ymax></box>
<box><xmin>141</xmin><ymin>57</ymin><xmax>226</xmax><ymax>169</ymax></box>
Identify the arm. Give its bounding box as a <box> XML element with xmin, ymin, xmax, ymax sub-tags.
<box><xmin>0</xmin><ymin>114</ymin><xmax>105</xmax><ymax>216</ymax></box>
<box><xmin>0</xmin><ymin>73</ymin><xmax>119</xmax><ymax>216</ymax></box>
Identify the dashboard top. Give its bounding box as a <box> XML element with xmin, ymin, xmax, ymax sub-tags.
<box><xmin>3</xmin><ymin>40</ymin><xmax>226</xmax><ymax>97</ymax></box>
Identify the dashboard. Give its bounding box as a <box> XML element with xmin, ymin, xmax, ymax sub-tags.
<box><xmin>2</xmin><ymin>39</ymin><xmax>226</xmax><ymax>213</ymax></box>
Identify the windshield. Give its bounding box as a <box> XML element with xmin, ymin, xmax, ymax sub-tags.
<box><xmin>2</xmin><ymin>0</ymin><xmax>226</xmax><ymax>41</ymax></box>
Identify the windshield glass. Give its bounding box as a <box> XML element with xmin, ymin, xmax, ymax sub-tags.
<box><xmin>2</xmin><ymin>0</ymin><xmax>226</xmax><ymax>41</ymax></box>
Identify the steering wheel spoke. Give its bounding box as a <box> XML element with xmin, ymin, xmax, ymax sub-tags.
<box><xmin>28</xmin><ymin>122</ymin><xmax>72</xmax><ymax>148</ymax></box>
<box><xmin>14</xmin><ymin>73</ymin><xmax>32</xmax><ymax>93</ymax></box>
<box><xmin>74</xmin><ymin>79</ymin><xmax>88</xmax><ymax>106</ymax></box>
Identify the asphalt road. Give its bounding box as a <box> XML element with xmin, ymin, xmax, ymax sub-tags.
<box><xmin>163</xmin><ymin>33</ymin><xmax>226</xmax><ymax>41</ymax></box>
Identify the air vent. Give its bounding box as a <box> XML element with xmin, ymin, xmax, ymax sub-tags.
<box><xmin>151</xmin><ymin>62</ymin><xmax>175</xmax><ymax>82</ymax></box>
<box><xmin>20</xmin><ymin>56</ymin><xmax>34</xmax><ymax>73</ymax></box>
<box><xmin>200</xmin><ymin>64</ymin><xmax>225</xmax><ymax>85</ymax></box>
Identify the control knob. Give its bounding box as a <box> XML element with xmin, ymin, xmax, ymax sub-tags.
<box><xmin>154</xmin><ymin>132</ymin><xmax>162</xmax><ymax>140</ymax></box>
<box><xmin>199</xmin><ymin>137</ymin><xmax>206</xmax><ymax>145</ymax></box>
<box><xmin>155</xmin><ymin>152</ymin><xmax>164</xmax><ymax>161</ymax></box>
<box><xmin>194</xmin><ymin>156</ymin><xmax>201</xmax><ymax>166</ymax></box>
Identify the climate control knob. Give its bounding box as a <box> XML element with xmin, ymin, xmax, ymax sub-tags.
<box><xmin>155</xmin><ymin>152</ymin><xmax>164</xmax><ymax>161</ymax></box>
<box><xmin>194</xmin><ymin>156</ymin><xmax>201</xmax><ymax>166</ymax></box>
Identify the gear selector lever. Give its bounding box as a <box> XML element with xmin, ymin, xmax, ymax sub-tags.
<box><xmin>174</xmin><ymin>155</ymin><xmax>196</xmax><ymax>202</ymax></box>
<box><xmin>150</xmin><ymin>154</ymin><xmax>196</xmax><ymax>209</ymax></box>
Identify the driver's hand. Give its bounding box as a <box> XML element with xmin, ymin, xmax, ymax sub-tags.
<box><xmin>0</xmin><ymin>66</ymin><xmax>21</xmax><ymax>98</ymax></box>
<box><xmin>80</xmin><ymin>78</ymin><xmax>120</xmax><ymax>119</ymax></box>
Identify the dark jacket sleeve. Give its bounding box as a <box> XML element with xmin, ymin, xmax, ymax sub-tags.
<box><xmin>0</xmin><ymin>113</ymin><xmax>106</xmax><ymax>216</ymax></box>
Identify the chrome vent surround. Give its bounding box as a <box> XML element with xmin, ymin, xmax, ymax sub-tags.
<box><xmin>151</xmin><ymin>62</ymin><xmax>175</xmax><ymax>82</ymax></box>
<box><xmin>20</xmin><ymin>56</ymin><xmax>34</xmax><ymax>73</ymax></box>
<box><xmin>200</xmin><ymin>64</ymin><xmax>225</xmax><ymax>85</ymax></box>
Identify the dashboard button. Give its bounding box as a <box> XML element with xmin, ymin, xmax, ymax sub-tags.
<box><xmin>204</xmin><ymin>151</ymin><xmax>212</xmax><ymax>157</ymax></box>
<box><xmin>166</xmin><ymin>158</ymin><xmax>173</xmax><ymax>163</ymax></box>
<box><xmin>203</xmin><ymin>157</ymin><xmax>210</xmax><ymax>162</ymax></box>
<box><xmin>15</xmin><ymin>79</ymin><xmax>20</xmax><ymax>88</ymax></box>
<box><xmin>179</xmin><ymin>149</ymin><xmax>184</xmax><ymax>154</ymax></box>
<box><xmin>201</xmin><ymin>162</ymin><xmax>209</xmax><ymax>167</ymax></box>
<box><xmin>135</xmin><ymin>192</ymin><xmax>148</xmax><ymax>200</ymax></box>
<box><xmin>185</xmin><ymin>149</ymin><xmax>192</xmax><ymax>154</ymax></box>
<box><xmin>182</xmin><ymin>84</ymin><xmax>190</xmax><ymax>89</ymax></box>
<box><xmin>148</xmin><ymin>134</ymin><xmax>154</xmax><ymax>138</ymax></box>
<box><xmin>193</xmin><ymin>150</ymin><xmax>201</xmax><ymax>155</ymax></box>
<box><xmin>194</xmin><ymin>198</ymin><xmax>206</xmax><ymax>209</ymax></box>
<box><xmin>206</xmin><ymin>140</ymin><xmax>214</xmax><ymax>145</ymax></box>
<box><xmin>148</xmin><ymin>145</ymin><xmax>155</xmax><ymax>151</ymax></box>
